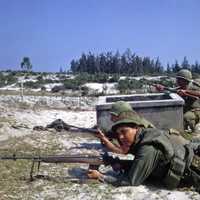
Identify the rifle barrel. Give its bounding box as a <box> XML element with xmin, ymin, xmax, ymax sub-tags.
<box><xmin>68</xmin><ymin>125</ymin><xmax>99</xmax><ymax>134</ymax></box>
<box><xmin>191</xmin><ymin>80</ymin><xmax>200</xmax><ymax>88</ymax></box>
<box><xmin>0</xmin><ymin>154</ymin><xmax>103</xmax><ymax>165</ymax></box>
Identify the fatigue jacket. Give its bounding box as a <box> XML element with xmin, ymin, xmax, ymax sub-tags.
<box><xmin>183</xmin><ymin>82</ymin><xmax>200</xmax><ymax>112</ymax></box>
<box><xmin>103</xmin><ymin>128</ymin><xmax>200</xmax><ymax>190</ymax></box>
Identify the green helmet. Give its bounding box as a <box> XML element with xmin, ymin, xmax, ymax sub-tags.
<box><xmin>176</xmin><ymin>69</ymin><xmax>192</xmax><ymax>81</ymax></box>
<box><xmin>110</xmin><ymin>101</ymin><xmax>133</xmax><ymax>116</ymax></box>
<box><xmin>111</xmin><ymin>114</ymin><xmax>144</xmax><ymax>132</ymax></box>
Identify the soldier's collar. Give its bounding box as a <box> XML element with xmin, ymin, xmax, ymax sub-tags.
<box><xmin>128</xmin><ymin>128</ymin><xmax>143</xmax><ymax>152</ymax></box>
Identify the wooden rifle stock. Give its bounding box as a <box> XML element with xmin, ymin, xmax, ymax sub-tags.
<box><xmin>0</xmin><ymin>153</ymin><xmax>131</xmax><ymax>180</ymax></box>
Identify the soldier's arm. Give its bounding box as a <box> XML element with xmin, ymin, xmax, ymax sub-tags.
<box><xmin>184</xmin><ymin>89</ymin><xmax>200</xmax><ymax>98</ymax></box>
<box><xmin>125</xmin><ymin>145</ymin><xmax>162</xmax><ymax>186</ymax></box>
<box><xmin>178</xmin><ymin>83</ymin><xmax>200</xmax><ymax>98</ymax></box>
<box><xmin>154</xmin><ymin>84</ymin><xmax>178</xmax><ymax>93</ymax></box>
<box><xmin>96</xmin><ymin>129</ymin><xmax>128</xmax><ymax>154</ymax></box>
<box><xmin>102</xmin><ymin>145</ymin><xmax>162</xmax><ymax>186</ymax></box>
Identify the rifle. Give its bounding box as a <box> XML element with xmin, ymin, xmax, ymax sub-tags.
<box><xmin>142</xmin><ymin>78</ymin><xmax>199</xmax><ymax>99</ymax></box>
<box><xmin>0</xmin><ymin>153</ymin><xmax>132</xmax><ymax>181</ymax></box>
<box><xmin>191</xmin><ymin>80</ymin><xmax>200</xmax><ymax>88</ymax></box>
<box><xmin>61</xmin><ymin>123</ymin><xmax>99</xmax><ymax>134</ymax></box>
<box><xmin>34</xmin><ymin>119</ymin><xmax>99</xmax><ymax>134</ymax></box>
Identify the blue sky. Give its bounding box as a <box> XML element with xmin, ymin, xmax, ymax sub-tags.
<box><xmin>0</xmin><ymin>0</ymin><xmax>200</xmax><ymax>72</ymax></box>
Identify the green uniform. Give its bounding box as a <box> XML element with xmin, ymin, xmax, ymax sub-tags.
<box><xmin>102</xmin><ymin>128</ymin><xmax>200</xmax><ymax>192</ymax></box>
<box><xmin>173</xmin><ymin>69</ymin><xmax>200</xmax><ymax>133</ymax></box>
<box><xmin>183</xmin><ymin>82</ymin><xmax>200</xmax><ymax>132</ymax></box>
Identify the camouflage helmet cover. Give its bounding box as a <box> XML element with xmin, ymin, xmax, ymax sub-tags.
<box><xmin>176</xmin><ymin>69</ymin><xmax>192</xmax><ymax>81</ymax></box>
<box><xmin>110</xmin><ymin>101</ymin><xmax>133</xmax><ymax>116</ymax></box>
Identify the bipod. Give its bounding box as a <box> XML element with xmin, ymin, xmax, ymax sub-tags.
<box><xmin>29</xmin><ymin>159</ymin><xmax>41</xmax><ymax>181</ymax></box>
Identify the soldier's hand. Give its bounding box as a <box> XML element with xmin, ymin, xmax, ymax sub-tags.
<box><xmin>154</xmin><ymin>84</ymin><xmax>165</xmax><ymax>92</ymax></box>
<box><xmin>87</xmin><ymin>169</ymin><xmax>102</xmax><ymax>179</ymax></box>
<box><xmin>96</xmin><ymin>128</ymin><xmax>106</xmax><ymax>140</ymax></box>
<box><xmin>177</xmin><ymin>89</ymin><xmax>187</xmax><ymax>96</ymax></box>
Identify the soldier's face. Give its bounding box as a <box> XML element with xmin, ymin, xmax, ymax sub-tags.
<box><xmin>116</xmin><ymin>126</ymin><xmax>138</xmax><ymax>147</ymax></box>
<box><xmin>176</xmin><ymin>78</ymin><xmax>189</xmax><ymax>89</ymax></box>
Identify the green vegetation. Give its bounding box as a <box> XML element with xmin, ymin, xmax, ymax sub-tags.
<box><xmin>0</xmin><ymin>70</ymin><xmax>176</xmax><ymax>96</ymax></box>
<box><xmin>62</xmin><ymin>73</ymin><xmax>110</xmax><ymax>91</ymax></box>
<box><xmin>70</xmin><ymin>50</ymin><xmax>200</xmax><ymax>75</ymax></box>
<box><xmin>0</xmin><ymin>72</ymin><xmax>17</xmax><ymax>87</ymax></box>
<box><xmin>117</xmin><ymin>78</ymin><xmax>143</xmax><ymax>94</ymax></box>
<box><xmin>1</xmin><ymin>52</ymin><xmax>199</xmax><ymax>96</ymax></box>
<box><xmin>20</xmin><ymin>57</ymin><xmax>32</xmax><ymax>72</ymax></box>
<box><xmin>63</xmin><ymin>79</ymin><xmax>81</xmax><ymax>90</ymax></box>
<box><xmin>23</xmin><ymin>81</ymin><xmax>42</xmax><ymax>89</ymax></box>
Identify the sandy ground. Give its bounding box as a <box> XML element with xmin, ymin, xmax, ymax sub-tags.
<box><xmin>0</xmin><ymin>99</ymin><xmax>200</xmax><ymax>199</ymax></box>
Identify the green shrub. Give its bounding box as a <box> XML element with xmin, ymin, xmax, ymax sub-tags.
<box><xmin>80</xmin><ymin>86</ymin><xmax>89</xmax><ymax>96</ymax></box>
<box><xmin>23</xmin><ymin>81</ymin><xmax>41</xmax><ymax>89</ymax></box>
<box><xmin>63</xmin><ymin>79</ymin><xmax>80</xmax><ymax>90</ymax></box>
<box><xmin>51</xmin><ymin>85</ymin><xmax>65</xmax><ymax>93</ymax></box>
<box><xmin>0</xmin><ymin>73</ymin><xmax>17</xmax><ymax>87</ymax></box>
<box><xmin>108</xmin><ymin>74</ymin><xmax>120</xmax><ymax>82</ymax></box>
<box><xmin>117</xmin><ymin>78</ymin><xmax>142</xmax><ymax>94</ymax></box>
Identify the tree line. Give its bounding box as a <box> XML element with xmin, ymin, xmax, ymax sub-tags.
<box><xmin>70</xmin><ymin>49</ymin><xmax>200</xmax><ymax>76</ymax></box>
